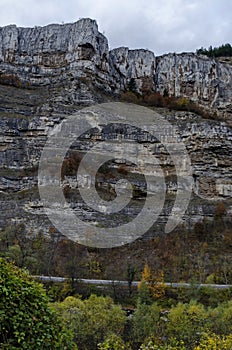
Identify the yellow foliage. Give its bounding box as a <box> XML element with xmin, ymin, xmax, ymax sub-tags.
<box><xmin>142</xmin><ymin>263</ymin><xmax>151</xmax><ymax>282</ymax></box>
<box><xmin>194</xmin><ymin>333</ymin><xmax>232</xmax><ymax>350</ymax></box>
<box><xmin>139</xmin><ymin>263</ymin><xmax>166</xmax><ymax>299</ymax></box>
<box><xmin>177</xmin><ymin>97</ymin><xmax>190</xmax><ymax>108</ymax></box>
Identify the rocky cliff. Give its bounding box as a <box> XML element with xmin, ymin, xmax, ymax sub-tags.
<box><xmin>0</xmin><ymin>18</ymin><xmax>231</xmax><ymax>114</ymax></box>
<box><xmin>0</xmin><ymin>18</ymin><xmax>232</xmax><ymax>242</ymax></box>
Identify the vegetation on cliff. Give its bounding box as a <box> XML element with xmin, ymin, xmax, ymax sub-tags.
<box><xmin>197</xmin><ymin>43</ymin><xmax>232</xmax><ymax>58</ymax></box>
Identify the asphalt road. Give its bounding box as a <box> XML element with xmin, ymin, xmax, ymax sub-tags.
<box><xmin>32</xmin><ymin>276</ymin><xmax>232</xmax><ymax>289</ymax></box>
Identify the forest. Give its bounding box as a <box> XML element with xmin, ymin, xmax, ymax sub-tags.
<box><xmin>196</xmin><ymin>43</ymin><xmax>232</xmax><ymax>57</ymax></box>
<box><xmin>1</xmin><ymin>202</ymin><xmax>232</xmax><ymax>350</ymax></box>
<box><xmin>2</xmin><ymin>257</ymin><xmax>232</xmax><ymax>349</ymax></box>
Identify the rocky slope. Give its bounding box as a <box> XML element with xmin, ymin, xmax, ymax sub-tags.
<box><xmin>0</xmin><ymin>18</ymin><xmax>232</xmax><ymax>242</ymax></box>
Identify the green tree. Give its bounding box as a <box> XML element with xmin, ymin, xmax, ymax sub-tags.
<box><xmin>166</xmin><ymin>300</ymin><xmax>207</xmax><ymax>348</ymax></box>
<box><xmin>128</xmin><ymin>78</ymin><xmax>137</xmax><ymax>92</ymax></box>
<box><xmin>98</xmin><ymin>333</ymin><xmax>129</xmax><ymax>350</ymax></box>
<box><xmin>137</xmin><ymin>280</ymin><xmax>152</xmax><ymax>305</ymax></box>
<box><xmin>207</xmin><ymin>300</ymin><xmax>232</xmax><ymax>335</ymax></box>
<box><xmin>163</xmin><ymin>88</ymin><xmax>169</xmax><ymax>97</ymax></box>
<box><xmin>126</xmin><ymin>263</ymin><xmax>136</xmax><ymax>297</ymax></box>
<box><xmin>132</xmin><ymin>302</ymin><xmax>161</xmax><ymax>344</ymax></box>
<box><xmin>53</xmin><ymin>295</ymin><xmax>127</xmax><ymax>350</ymax></box>
<box><xmin>196</xmin><ymin>43</ymin><xmax>232</xmax><ymax>57</ymax></box>
<box><xmin>0</xmin><ymin>225</ymin><xmax>55</xmax><ymax>275</ymax></box>
<box><xmin>0</xmin><ymin>258</ymin><xmax>76</xmax><ymax>349</ymax></box>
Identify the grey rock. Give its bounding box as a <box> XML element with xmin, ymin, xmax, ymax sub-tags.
<box><xmin>0</xmin><ymin>19</ymin><xmax>232</xmax><ymax>239</ymax></box>
<box><xmin>0</xmin><ymin>19</ymin><xmax>231</xmax><ymax>114</ymax></box>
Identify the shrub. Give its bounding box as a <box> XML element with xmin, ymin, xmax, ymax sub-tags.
<box><xmin>98</xmin><ymin>333</ymin><xmax>129</xmax><ymax>350</ymax></box>
<box><xmin>207</xmin><ymin>300</ymin><xmax>232</xmax><ymax>335</ymax></box>
<box><xmin>139</xmin><ymin>337</ymin><xmax>186</xmax><ymax>349</ymax></box>
<box><xmin>166</xmin><ymin>300</ymin><xmax>207</xmax><ymax>347</ymax></box>
<box><xmin>194</xmin><ymin>333</ymin><xmax>232</xmax><ymax>350</ymax></box>
<box><xmin>120</xmin><ymin>91</ymin><xmax>141</xmax><ymax>103</ymax></box>
<box><xmin>0</xmin><ymin>258</ymin><xmax>76</xmax><ymax>349</ymax></box>
<box><xmin>53</xmin><ymin>295</ymin><xmax>127</xmax><ymax>350</ymax></box>
<box><xmin>215</xmin><ymin>202</ymin><xmax>227</xmax><ymax>218</ymax></box>
<box><xmin>128</xmin><ymin>78</ymin><xmax>137</xmax><ymax>93</ymax></box>
<box><xmin>132</xmin><ymin>302</ymin><xmax>161</xmax><ymax>343</ymax></box>
<box><xmin>142</xmin><ymin>92</ymin><xmax>164</xmax><ymax>107</ymax></box>
<box><xmin>0</xmin><ymin>74</ymin><xmax>29</xmax><ymax>88</ymax></box>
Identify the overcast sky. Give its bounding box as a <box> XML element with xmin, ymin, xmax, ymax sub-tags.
<box><xmin>0</xmin><ymin>0</ymin><xmax>231</xmax><ymax>55</ymax></box>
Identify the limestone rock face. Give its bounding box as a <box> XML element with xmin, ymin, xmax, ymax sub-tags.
<box><xmin>0</xmin><ymin>19</ymin><xmax>232</xmax><ymax>237</ymax></box>
<box><xmin>155</xmin><ymin>53</ymin><xmax>232</xmax><ymax>114</ymax></box>
<box><xmin>0</xmin><ymin>19</ymin><xmax>231</xmax><ymax>115</ymax></box>
<box><xmin>109</xmin><ymin>47</ymin><xmax>156</xmax><ymax>91</ymax></box>
<box><xmin>0</xmin><ymin>18</ymin><xmax>109</xmax><ymax>87</ymax></box>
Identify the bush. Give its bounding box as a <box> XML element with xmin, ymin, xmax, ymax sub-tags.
<box><xmin>98</xmin><ymin>333</ymin><xmax>129</xmax><ymax>350</ymax></box>
<box><xmin>194</xmin><ymin>333</ymin><xmax>232</xmax><ymax>350</ymax></box>
<box><xmin>166</xmin><ymin>300</ymin><xmax>207</xmax><ymax>347</ymax></box>
<box><xmin>120</xmin><ymin>88</ymin><xmax>216</xmax><ymax>121</ymax></box>
<box><xmin>120</xmin><ymin>91</ymin><xmax>141</xmax><ymax>103</ymax></box>
<box><xmin>53</xmin><ymin>295</ymin><xmax>127</xmax><ymax>350</ymax></box>
<box><xmin>128</xmin><ymin>78</ymin><xmax>137</xmax><ymax>93</ymax></box>
<box><xmin>0</xmin><ymin>74</ymin><xmax>30</xmax><ymax>88</ymax></box>
<box><xmin>207</xmin><ymin>301</ymin><xmax>232</xmax><ymax>335</ymax></box>
<box><xmin>139</xmin><ymin>337</ymin><xmax>186</xmax><ymax>349</ymax></box>
<box><xmin>132</xmin><ymin>302</ymin><xmax>161</xmax><ymax>343</ymax></box>
<box><xmin>215</xmin><ymin>202</ymin><xmax>227</xmax><ymax>218</ymax></box>
<box><xmin>0</xmin><ymin>258</ymin><xmax>76</xmax><ymax>349</ymax></box>
<box><xmin>142</xmin><ymin>92</ymin><xmax>165</xmax><ymax>107</ymax></box>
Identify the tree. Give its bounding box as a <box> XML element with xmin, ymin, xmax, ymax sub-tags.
<box><xmin>132</xmin><ymin>302</ymin><xmax>161</xmax><ymax>344</ymax></box>
<box><xmin>196</xmin><ymin>43</ymin><xmax>232</xmax><ymax>57</ymax></box>
<box><xmin>53</xmin><ymin>295</ymin><xmax>127</xmax><ymax>350</ymax></box>
<box><xmin>166</xmin><ymin>300</ymin><xmax>207</xmax><ymax>348</ymax></box>
<box><xmin>139</xmin><ymin>263</ymin><xmax>166</xmax><ymax>300</ymax></box>
<box><xmin>163</xmin><ymin>88</ymin><xmax>169</xmax><ymax>97</ymax></box>
<box><xmin>54</xmin><ymin>238</ymin><xmax>83</xmax><ymax>282</ymax></box>
<box><xmin>98</xmin><ymin>333</ymin><xmax>129</xmax><ymax>350</ymax></box>
<box><xmin>0</xmin><ymin>258</ymin><xmax>76</xmax><ymax>349</ymax></box>
<box><xmin>194</xmin><ymin>333</ymin><xmax>232</xmax><ymax>350</ymax></box>
<box><xmin>126</xmin><ymin>263</ymin><xmax>136</xmax><ymax>297</ymax></box>
<box><xmin>207</xmin><ymin>300</ymin><xmax>232</xmax><ymax>335</ymax></box>
<box><xmin>128</xmin><ymin>78</ymin><xmax>137</xmax><ymax>93</ymax></box>
<box><xmin>0</xmin><ymin>225</ymin><xmax>57</xmax><ymax>275</ymax></box>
